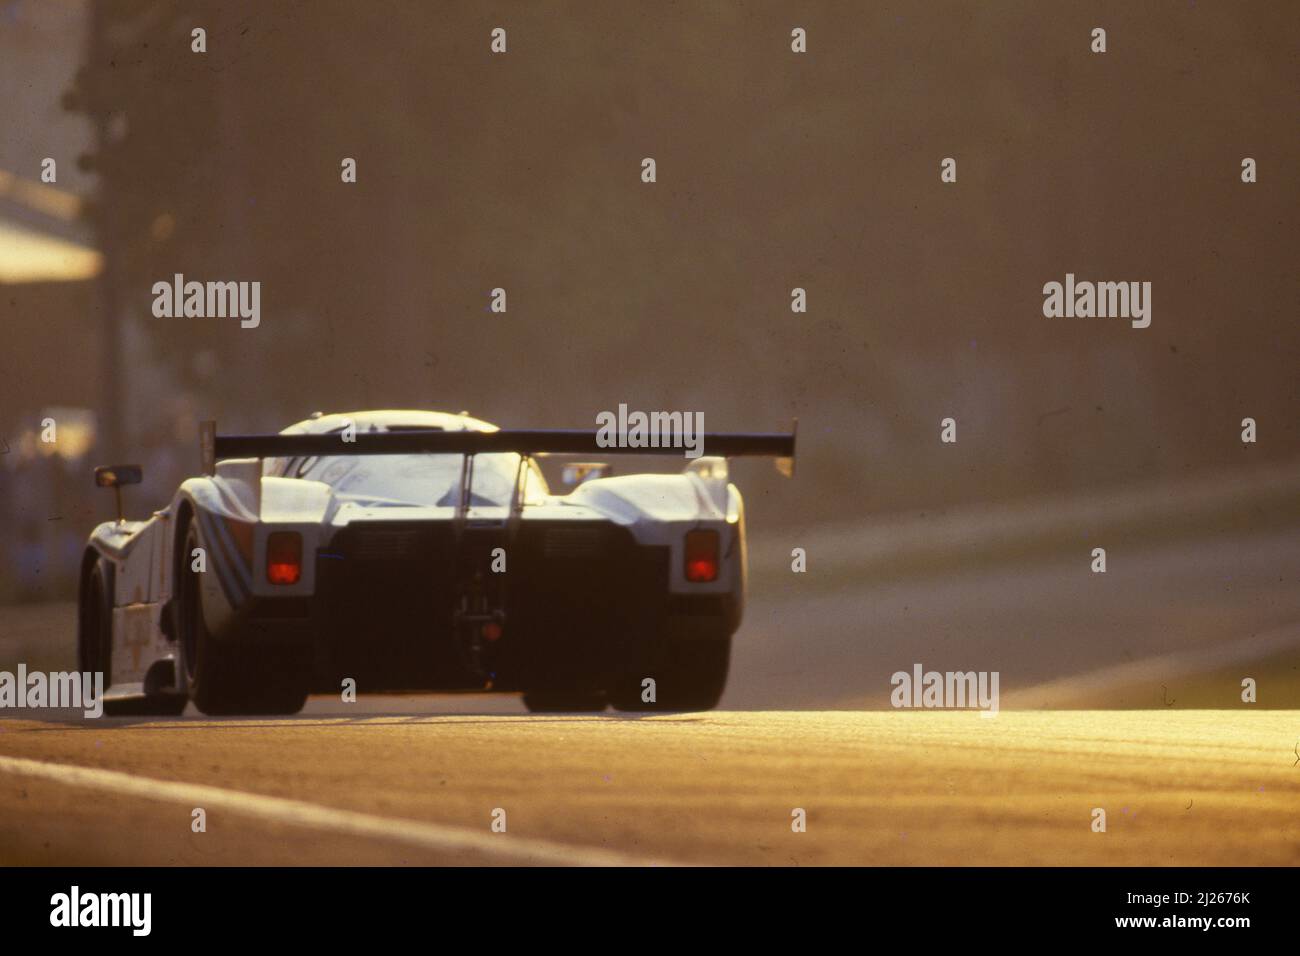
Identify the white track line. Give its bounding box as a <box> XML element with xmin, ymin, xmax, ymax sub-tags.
<box><xmin>0</xmin><ymin>753</ymin><xmax>676</xmax><ymax>867</ymax></box>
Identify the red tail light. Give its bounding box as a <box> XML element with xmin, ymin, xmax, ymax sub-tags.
<box><xmin>266</xmin><ymin>532</ymin><xmax>302</xmax><ymax>585</ymax></box>
<box><xmin>684</xmin><ymin>529</ymin><xmax>719</xmax><ymax>583</ymax></box>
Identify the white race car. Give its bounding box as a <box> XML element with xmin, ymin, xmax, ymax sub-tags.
<box><xmin>78</xmin><ymin>410</ymin><xmax>795</xmax><ymax>716</ymax></box>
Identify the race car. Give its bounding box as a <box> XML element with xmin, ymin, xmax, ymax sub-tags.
<box><xmin>78</xmin><ymin>410</ymin><xmax>795</xmax><ymax>716</ymax></box>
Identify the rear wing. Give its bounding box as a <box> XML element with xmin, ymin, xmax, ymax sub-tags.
<box><xmin>200</xmin><ymin>421</ymin><xmax>797</xmax><ymax>476</ymax></box>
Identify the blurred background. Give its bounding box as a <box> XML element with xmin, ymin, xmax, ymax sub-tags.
<box><xmin>1</xmin><ymin>1</ymin><xmax>1296</xmax><ymax>707</ymax></box>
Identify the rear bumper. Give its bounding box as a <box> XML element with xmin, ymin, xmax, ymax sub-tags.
<box><xmin>215</xmin><ymin>520</ymin><xmax>737</xmax><ymax>692</ymax></box>
<box><xmin>309</xmin><ymin>519</ymin><xmax>693</xmax><ymax>692</ymax></box>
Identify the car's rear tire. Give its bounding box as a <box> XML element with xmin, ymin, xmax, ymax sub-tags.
<box><xmin>79</xmin><ymin>553</ymin><xmax>189</xmax><ymax>717</ymax></box>
<box><xmin>178</xmin><ymin>517</ymin><xmax>309</xmax><ymax>716</ymax></box>
<box><xmin>77</xmin><ymin>554</ymin><xmax>112</xmax><ymax>677</ymax></box>
<box><xmin>609</xmin><ymin>636</ymin><xmax>731</xmax><ymax>712</ymax></box>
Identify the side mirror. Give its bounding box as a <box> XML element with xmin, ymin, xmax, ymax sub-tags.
<box><xmin>562</xmin><ymin>462</ymin><xmax>611</xmax><ymax>486</ymax></box>
<box><xmin>94</xmin><ymin>464</ymin><xmax>142</xmax><ymax>523</ymax></box>
<box><xmin>94</xmin><ymin>465</ymin><xmax>142</xmax><ymax>488</ymax></box>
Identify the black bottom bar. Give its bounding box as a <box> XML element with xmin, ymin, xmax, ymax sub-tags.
<box><xmin>0</xmin><ymin>867</ymin><xmax>1283</xmax><ymax>942</ymax></box>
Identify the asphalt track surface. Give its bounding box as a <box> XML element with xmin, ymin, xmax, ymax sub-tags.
<box><xmin>0</xmin><ymin>709</ymin><xmax>1296</xmax><ymax>865</ymax></box>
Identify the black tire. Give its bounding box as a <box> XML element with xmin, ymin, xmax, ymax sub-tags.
<box><xmin>77</xmin><ymin>555</ymin><xmax>112</xmax><ymax>677</ymax></box>
<box><xmin>178</xmin><ymin>516</ymin><xmax>309</xmax><ymax>716</ymax></box>
<box><xmin>609</xmin><ymin>637</ymin><xmax>731</xmax><ymax>712</ymax></box>
<box><xmin>79</xmin><ymin>553</ymin><xmax>189</xmax><ymax>717</ymax></box>
<box><xmin>522</xmin><ymin>690</ymin><xmax>608</xmax><ymax>713</ymax></box>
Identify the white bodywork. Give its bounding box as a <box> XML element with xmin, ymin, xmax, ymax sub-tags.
<box><xmin>84</xmin><ymin>410</ymin><xmax>748</xmax><ymax>703</ymax></box>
